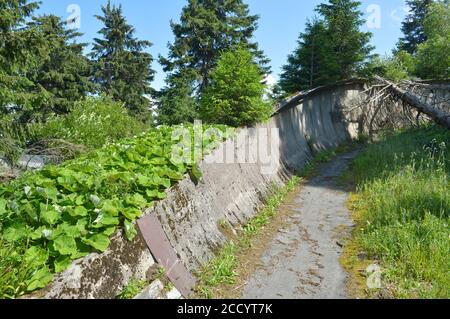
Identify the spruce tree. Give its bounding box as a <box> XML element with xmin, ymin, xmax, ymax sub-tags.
<box><xmin>0</xmin><ymin>0</ymin><xmax>42</xmax><ymax>120</ymax></box>
<box><xmin>279</xmin><ymin>19</ymin><xmax>338</xmax><ymax>94</ymax></box>
<box><xmin>315</xmin><ymin>0</ymin><xmax>374</xmax><ymax>80</ymax></box>
<box><xmin>398</xmin><ymin>0</ymin><xmax>434</xmax><ymax>55</ymax></box>
<box><xmin>158</xmin><ymin>0</ymin><xmax>269</xmax><ymax>125</ymax></box>
<box><xmin>27</xmin><ymin>15</ymin><xmax>94</xmax><ymax>115</ymax></box>
<box><xmin>279</xmin><ymin>0</ymin><xmax>372</xmax><ymax>94</ymax></box>
<box><xmin>91</xmin><ymin>0</ymin><xmax>155</xmax><ymax>118</ymax></box>
<box><xmin>199</xmin><ymin>47</ymin><xmax>271</xmax><ymax>127</ymax></box>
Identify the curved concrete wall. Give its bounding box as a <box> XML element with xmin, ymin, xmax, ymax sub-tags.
<box><xmin>33</xmin><ymin>81</ymin><xmax>367</xmax><ymax>299</ymax></box>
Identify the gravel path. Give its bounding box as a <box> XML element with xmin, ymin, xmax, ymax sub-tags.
<box><xmin>241</xmin><ymin>150</ymin><xmax>359</xmax><ymax>299</ymax></box>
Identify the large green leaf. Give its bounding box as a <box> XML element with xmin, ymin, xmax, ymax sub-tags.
<box><xmin>101</xmin><ymin>200</ymin><xmax>119</xmax><ymax>216</ymax></box>
<box><xmin>82</xmin><ymin>234</ymin><xmax>110</xmax><ymax>252</ymax></box>
<box><xmin>92</xmin><ymin>213</ymin><xmax>120</xmax><ymax>228</ymax></box>
<box><xmin>2</xmin><ymin>223</ymin><xmax>30</xmax><ymax>242</ymax></box>
<box><xmin>124</xmin><ymin>220</ymin><xmax>137</xmax><ymax>241</ymax></box>
<box><xmin>54</xmin><ymin>223</ymin><xmax>81</xmax><ymax>238</ymax></box>
<box><xmin>24</xmin><ymin>246</ymin><xmax>49</xmax><ymax>266</ymax></box>
<box><xmin>125</xmin><ymin>194</ymin><xmax>147</xmax><ymax>209</ymax></box>
<box><xmin>121</xmin><ymin>208</ymin><xmax>142</xmax><ymax>220</ymax></box>
<box><xmin>68</xmin><ymin>206</ymin><xmax>88</xmax><ymax>217</ymax></box>
<box><xmin>53</xmin><ymin>235</ymin><xmax>78</xmax><ymax>256</ymax></box>
<box><xmin>54</xmin><ymin>256</ymin><xmax>71</xmax><ymax>273</ymax></box>
<box><xmin>40</xmin><ymin>206</ymin><xmax>60</xmax><ymax>226</ymax></box>
<box><xmin>26</xmin><ymin>266</ymin><xmax>54</xmax><ymax>292</ymax></box>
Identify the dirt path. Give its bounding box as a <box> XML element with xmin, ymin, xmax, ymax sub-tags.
<box><xmin>240</xmin><ymin>150</ymin><xmax>359</xmax><ymax>299</ymax></box>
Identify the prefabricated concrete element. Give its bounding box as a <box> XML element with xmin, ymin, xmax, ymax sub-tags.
<box><xmin>31</xmin><ymin>230</ymin><xmax>155</xmax><ymax>299</ymax></box>
<box><xmin>30</xmin><ymin>80</ymin><xmax>390</xmax><ymax>299</ymax></box>
<box><xmin>137</xmin><ymin>214</ymin><xmax>196</xmax><ymax>297</ymax></box>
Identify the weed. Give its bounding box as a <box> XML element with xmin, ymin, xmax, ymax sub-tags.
<box><xmin>343</xmin><ymin>125</ymin><xmax>450</xmax><ymax>299</ymax></box>
<box><xmin>116</xmin><ymin>278</ymin><xmax>148</xmax><ymax>299</ymax></box>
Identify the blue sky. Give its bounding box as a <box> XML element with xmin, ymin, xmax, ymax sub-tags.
<box><xmin>36</xmin><ymin>0</ymin><xmax>409</xmax><ymax>89</ymax></box>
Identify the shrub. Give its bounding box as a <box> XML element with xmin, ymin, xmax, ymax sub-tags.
<box><xmin>29</xmin><ymin>96</ymin><xmax>147</xmax><ymax>151</ymax></box>
<box><xmin>199</xmin><ymin>48</ymin><xmax>272</xmax><ymax>127</ymax></box>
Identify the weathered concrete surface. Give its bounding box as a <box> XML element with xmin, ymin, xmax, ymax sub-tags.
<box><xmin>148</xmin><ymin>83</ymin><xmax>364</xmax><ymax>274</ymax></box>
<box><xmin>31</xmin><ymin>231</ymin><xmax>155</xmax><ymax>299</ymax></box>
<box><xmin>241</xmin><ymin>151</ymin><xmax>359</xmax><ymax>299</ymax></box>
<box><xmin>35</xmin><ymin>81</ymin><xmax>367</xmax><ymax>299</ymax></box>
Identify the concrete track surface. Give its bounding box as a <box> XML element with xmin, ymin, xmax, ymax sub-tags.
<box><xmin>241</xmin><ymin>151</ymin><xmax>359</xmax><ymax>299</ymax></box>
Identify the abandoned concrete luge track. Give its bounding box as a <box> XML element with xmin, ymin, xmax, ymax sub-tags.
<box><xmin>242</xmin><ymin>151</ymin><xmax>359</xmax><ymax>299</ymax></box>
<box><xmin>33</xmin><ymin>80</ymin><xmax>449</xmax><ymax>299</ymax></box>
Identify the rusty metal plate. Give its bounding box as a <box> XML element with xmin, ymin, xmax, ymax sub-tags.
<box><xmin>137</xmin><ymin>214</ymin><xmax>196</xmax><ymax>298</ymax></box>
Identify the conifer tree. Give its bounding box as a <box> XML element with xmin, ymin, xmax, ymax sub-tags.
<box><xmin>0</xmin><ymin>0</ymin><xmax>43</xmax><ymax>120</ymax></box>
<box><xmin>315</xmin><ymin>0</ymin><xmax>374</xmax><ymax>80</ymax></box>
<box><xmin>398</xmin><ymin>0</ymin><xmax>434</xmax><ymax>54</ymax></box>
<box><xmin>91</xmin><ymin>1</ymin><xmax>155</xmax><ymax>118</ymax></box>
<box><xmin>157</xmin><ymin>0</ymin><xmax>269</xmax><ymax>125</ymax></box>
<box><xmin>279</xmin><ymin>19</ymin><xmax>338</xmax><ymax>93</ymax></box>
<box><xmin>200</xmin><ymin>47</ymin><xmax>271</xmax><ymax>127</ymax></box>
<box><xmin>28</xmin><ymin>15</ymin><xmax>94</xmax><ymax>115</ymax></box>
<box><xmin>279</xmin><ymin>0</ymin><xmax>373</xmax><ymax>94</ymax></box>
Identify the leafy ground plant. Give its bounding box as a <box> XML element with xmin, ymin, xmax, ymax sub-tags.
<box><xmin>343</xmin><ymin>125</ymin><xmax>450</xmax><ymax>299</ymax></box>
<box><xmin>0</xmin><ymin>124</ymin><xmax>232</xmax><ymax>298</ymax></box>
<box><xmin>116</xmin><ymin>278</ymin><xmax>148</xmax><ymax>299</ymax></box>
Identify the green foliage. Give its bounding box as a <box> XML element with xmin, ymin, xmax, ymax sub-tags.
<box><xmin>279</xmin><ymin>19</ymin><xmax>339</xmax><ymax>93</ymax></box>
<box><xmin>315</xmin><ymin>0</ymin><xmax>374</xmax><ymax>80</ymax></box>
<box><xmin>0</xmin><ymin>0</ymin><xmax>44</xmax><ymax>120</ymax></box>
<box><xmin>364</xmin><ymin>55</ymin><xmax>411</xmax><ymax>83</ymax></box>
<box><xmin>0</xmin><ymin>123</ymin><xmax>230</xmax><ymax>298</ymax></box>
<box><xmin>26</xmin><ymin>15</ymin><xmax>94</xmax><ymax>116</ymax></box>
<box><xmin>156</xmin><ymin>74</ymin><xmax>198</xmax><ymax>125</ymax></box>
<box><xmin>0</xmin><ymin>115</ymin><xmax>29</xmax><ymax>167</ymax></box>
<box><xmin>347</xmin><ymin>125</ymin><xmax>450</xmax><ymax>298</ymax></box>
<box><xmin>397</xmin><ymin>0</ymin><xmax>434</xmax><ymax>54</ymax></box>
<box><xmin>280</xmin><ymin>0</ymin><xmax>374</xmax><ymax>94</ymax></box>
<box><xmin>415</xmin><ymin>2</ymin><xmax>450</xmax><ymax>79</ymax></box>
<box><xmin>200</xmin><ymin>48</ymin><xmax>272</xmax><ymax>127</ymax></box>
<box><xmin>91</xmin><ymin>0</ymin><xmax>155</xmax><ymax>117</ymax></box>
<box><xmin>29</xmin><ymin>96</ymin><xmax>147</xmax><ymax>152</ymax></box>
<box><xmin>196</xmin><ymin>176</ymin><xmax>301</xmax><ymax>299</ymax></box>
<box><xmin>158</xmin><ymin>0</ymin><xmax>269</xmax><ymax>125</ymax></box>
<box><xmin>116</xmin><ymin>278</ymin><xmax>148</xmax><ymax>299</ymax></box>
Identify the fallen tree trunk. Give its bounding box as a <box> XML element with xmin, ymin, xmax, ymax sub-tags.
<box><xmin>375</xmin><ymin>76</ymin><xmax>450</xmax><ymax>130</ymax></box>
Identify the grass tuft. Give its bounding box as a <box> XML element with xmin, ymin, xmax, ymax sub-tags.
<box><xmin>344</xmin><ymin>125</ymin><xmax>450</xmax><ymax>299</ymax></box>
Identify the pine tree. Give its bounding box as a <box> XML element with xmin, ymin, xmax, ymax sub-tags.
<box><xmin>315</xmin><ymin>0</ymin><xmax>374</xmax><ymax>80</ymax></box>
<box><xmin>0</xmin><ymin>0</ymin><xmax>43</xmax><ymax>120</ymax></box>
<box><xmin>161</xmin><ymin>0</ymin><xmax>269</xmax><ymax>92</ymax></box>
<box><xmin>158</xmin><ymin>0</ymin><xmax>269</xmax><ymax>125</ymax></box>
<box><xmin>199</xmin><ymin>47</ymin><xmax>271</xmax><ymax>127</ymax></box>
<box><xmin>91</xmin><ymin>0</ymin><xmax>155</xmax><ymax>118</ymax></box>
<box><xmin>279</xmin><ymin>19</ymin><xmax>338</xmax><ymax>94</ymax></box>
<box><xmin>398</xmin><ymin>0</ymin><xmax>434</xmax><ymax>55</ymax></box>
<box><xmin>156</xmin><ymin>73</ymin><xmax>198</xmax><ymax>125</ymax></box>
<box><xmin>27</xmin><ymin>15</ymin><xmax>94</xmax><ymax>115</ymax></box>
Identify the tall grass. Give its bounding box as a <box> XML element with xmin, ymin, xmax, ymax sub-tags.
<box><xmin>347</xmin><ymin>125</ymin><xmax>450</xmax><ymax>298</ymax></box>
